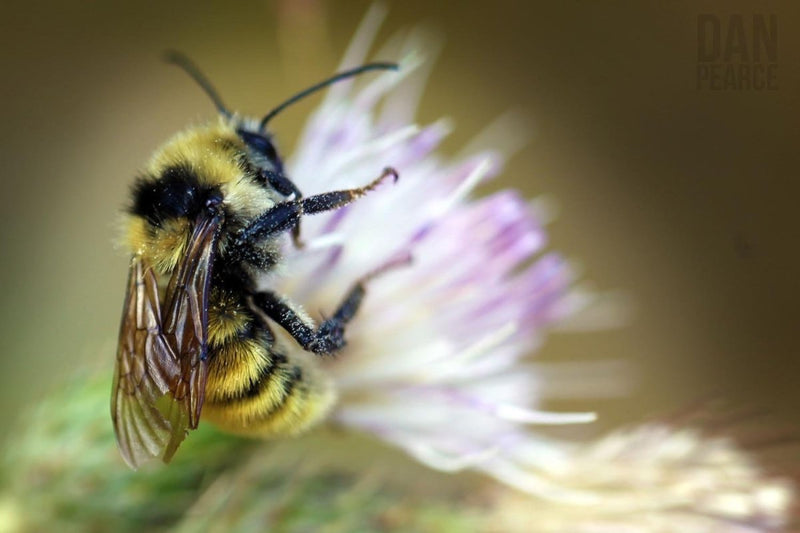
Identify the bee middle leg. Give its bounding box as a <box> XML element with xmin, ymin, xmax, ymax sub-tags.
<box><xmin>249</xmin><ymin>254</ymin><xmax>411</xmax><ymax>355</ymax></box>
<box><xmin>250</xmin><ymin>285</ymin><xmax>363</xmax><ymax>355</ymax></box>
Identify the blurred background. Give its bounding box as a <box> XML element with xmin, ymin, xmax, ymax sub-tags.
<box><xmin>0</xmin><ymin>0</ymin><xmax>798</xmax><ymax>445</ymax></box>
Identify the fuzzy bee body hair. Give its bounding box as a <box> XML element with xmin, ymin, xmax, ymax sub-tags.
<box><xmin>124</xmin><ymin>119</ymin><xmax>333</xmax><ymax>439</ymax></box>
<box><xmin>111</xmin><ymin>57</ymin><xmax>399</xmax><ymax>468</ymax></box>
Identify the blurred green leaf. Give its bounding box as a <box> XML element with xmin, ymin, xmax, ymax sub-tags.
<box><xmin>1</xmin><ymin>374</ymin><xmax>488</xmax><ymax>533</ymax></box>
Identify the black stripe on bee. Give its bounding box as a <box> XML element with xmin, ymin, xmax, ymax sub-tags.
<box><xmin>242</xmin><ymin>351</ymin><xmax>287</xmax><ymax>399</ymax></box>
<box><xmin>130</xmin><ymin>165</ymin><xmax>217</xmax><ymax>227</ymax></box>
<box><xmin>209</xmin><ymin>349</ymin><xmax>305</xmax><ymax>417</ymax></box>
<box><xmin>264</xmin><ymin>364</ymin><xmax>303</xmax><ymax>417</ymax></box>
<box><xmin>283</xmin><ymin>365</ymin><xmax>303</xmax><ymax>396</ymax></box>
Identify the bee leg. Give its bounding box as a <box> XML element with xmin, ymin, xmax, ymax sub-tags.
<box><xmin>250</xmin><ymin>291</ymin><xmax>350</xmax><ymax>355</ymax></box>
<box><xmin>300</xmin><ymin>167</ymin><xmax>398</xmax><ymax>216</ymax></box>
<box><xmin>233</xmin><ymin>167</ymin><xmax>398</xmax><ymax>250</ymax></box>
<box><xmin>262</xmin><ymin>169</ymin><xmax>305</xmax><ymax>249</ymax></box>
<box><xmin>250</xmin><ymin>253</ymin><xmax>411</xmax><ymax>355</ymax></box>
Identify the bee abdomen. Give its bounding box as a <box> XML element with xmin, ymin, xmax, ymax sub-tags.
<box><xmin>203</xmin><ymin>334</ymin><xmax>335</xmax><ymax>437</ymax></box>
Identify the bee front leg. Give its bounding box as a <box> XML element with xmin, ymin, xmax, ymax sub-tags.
<box><xmin>233</xmin><ymin>166</ymin><xmax>398</xmax><ymax>251</ymax></box>
<box><xmin>262</xmin><ymin>169</ymin><xmax>305</xmax><ymax>249</ymax></box>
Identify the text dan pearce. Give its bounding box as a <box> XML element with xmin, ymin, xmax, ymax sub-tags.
<box><xmin>697</xmin><ymin>14</ymin><xmax>777</xmax><ymax>91</ymax></box>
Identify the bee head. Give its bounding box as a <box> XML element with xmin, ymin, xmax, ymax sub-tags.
<box><xmin>236</xmin><ymin>126</ymin><xmax>284</xmax><ymax>174</ymax></box>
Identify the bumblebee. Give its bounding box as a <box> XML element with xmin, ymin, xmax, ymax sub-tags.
<box><xmin>111</xmin><ymin>52</ymin><xmax>398</xmax><ymax>468</ymax></box>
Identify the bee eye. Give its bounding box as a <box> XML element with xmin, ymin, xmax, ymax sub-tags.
<box><xmin>238</xmin><ymin>129</ymin><xmax>278</xmax><ymax>161</ymax></box>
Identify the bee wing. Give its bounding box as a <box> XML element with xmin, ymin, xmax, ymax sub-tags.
<box><xmin>161</xmin><ymin>214</ymin><xmax>220</xmax><ymax>430</ymax></box>
<box><xmin>111</xmin><ymin>214</ymin><xmax>220</xmax><ymax>468</ymax></box>
<box><xmin>111</xmin><ymin>255</ymin><xmax>183</xmax><ymax>468</ymax></box>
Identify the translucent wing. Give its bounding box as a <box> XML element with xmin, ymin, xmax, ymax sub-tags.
<box><xmin>111</xmin><ymin>256</ymin><xmax>183</xmax><ymax>468</ymax></box>
<box><xmin>111</xmin><ymin>214</ymin><xmax>220</xmax><ymax>468</ymax></box>
<box><xmin>161</xmin><ymin>214</ymin><xmax>220</xmax><ymax>431</ymax></box>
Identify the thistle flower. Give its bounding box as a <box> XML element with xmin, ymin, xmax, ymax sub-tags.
<box><xmin>270</xmin><ymin>9</ymin><xmax>796</xmax><ymax>530</ymax></box>
<box><xmin>275</xmin><ymin>15</ymin><xmax>599</xmax><ymax>476</ymax></box>
<box><xmin>0</xmin><ymin>6</ymin><xmax>795</xmax><ymax>533</ymax></box>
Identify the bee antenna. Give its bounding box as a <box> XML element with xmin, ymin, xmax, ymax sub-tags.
<box><xmin>163</xmin><ymin>50</ymin><xmax>232</xmax><ymax>119</ymax></box>
<box><xmin>259</xmin><ymin>62</ymin><xmax>398</xmax><ymax>131</ymax></box>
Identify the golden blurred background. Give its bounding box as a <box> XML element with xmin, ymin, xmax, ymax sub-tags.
<box><xmin>0</xmin><ymin>0</ymin><xmax>798</xmax><ymax>444</ymax></box>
